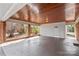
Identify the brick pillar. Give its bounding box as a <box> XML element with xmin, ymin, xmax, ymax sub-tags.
<box><xmin>0</xmin><ymin>21</ymin><xmax>6</xmax><ymax>43</ymax></box>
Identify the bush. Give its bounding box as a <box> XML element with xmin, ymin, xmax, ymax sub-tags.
<box><xmin>67</xmin><ymin>25</ymin><xmax>74</xmax><ymax>32</ymax></box>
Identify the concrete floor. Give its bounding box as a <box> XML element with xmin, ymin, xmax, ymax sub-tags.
<box><xmin>0</xmin><ymin>36</ymin><xmax>79</xmax><ymax>56</ymax></box>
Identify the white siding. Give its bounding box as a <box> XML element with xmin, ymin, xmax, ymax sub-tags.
<box><xmin>40</xmin><ymin>22</ymin><xmax>65</xmax><ymax>38</ymax></box>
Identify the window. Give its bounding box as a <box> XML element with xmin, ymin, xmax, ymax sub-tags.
<box><xmin>30</xmin><ymin>25</ymin><xmax>40</xmax><ymax>36</ymax></box>
<box><xmin>6</xmin><ymin>21</ymin><xmax>28</xmax><ymax>41</ymax></box>
<box><xmin>6</xmin><ymin>21</ymin><xmax>40</xmax><ymax>41</ymax></box>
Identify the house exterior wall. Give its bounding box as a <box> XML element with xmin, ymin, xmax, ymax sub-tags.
<box><xmin>40</xmin><ymin>22</ymin><xmax>65</xmax><ymax>38</ymax></box>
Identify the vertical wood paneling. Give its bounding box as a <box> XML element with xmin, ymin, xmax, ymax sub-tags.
<box><xmin>0</xmin><ymin>21</ymin><xmax>6</xmax><ymax>43</ymax></box>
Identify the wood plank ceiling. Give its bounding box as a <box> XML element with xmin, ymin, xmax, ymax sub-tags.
<box><xmin>76</xmin><ymin>4</ymin><xmax>79</xmax><ymax>20</ymax></box>
<box><xmin>38</xmin><ymin>3</ymin><xmax>65</xmax><ymax>23</ymax></box>
<box><xmin>10</xmin><ymin>3</ymin><xmax>78</xmax><ymax>24</ymax></box>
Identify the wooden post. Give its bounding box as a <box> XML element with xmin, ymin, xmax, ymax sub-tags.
<box><xmin>28</xmin><ymin>24</ymin><xmax>31</xmax><ymax>37</ymax></box>
<box><xmin>73</xmin><ymin>22</ymin><xmax>79</xmax><ymax>46</ymax></box>
<box><xmin>75</xmin><ymin>22</ymin><xmax>79</xmax><ymax>42</ymax></box>
<box><xmin>0</xmin><ymin>21</ymin><xmax>6</xmax><ymax>43</ymax></box>
<box><xmin>27</xmin><ymin>5</ymin><xmax>31</xmax><ymax>37</ymax></box>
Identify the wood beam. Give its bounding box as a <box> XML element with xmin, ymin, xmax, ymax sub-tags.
<box><xmin>75</xmin><ymin>17</ymin><xmax>79</xmax><ymax>24</ymax></box>
<box><xmin>10</xmin><ymin>17</ymin><xmax>41</xmax><ymax>25</ymax></box>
